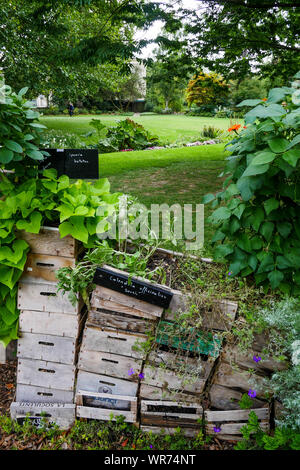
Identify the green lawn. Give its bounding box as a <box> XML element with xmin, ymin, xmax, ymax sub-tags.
<box><xmin>41</xmin><ymin>114</ymin><xmax>237</xmax><ymax>145</ymax></box>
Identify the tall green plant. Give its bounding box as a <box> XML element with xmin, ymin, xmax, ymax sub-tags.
<box><xmin>0</xmin><ymin>84</ymin><xmax>121</xmax><ymax>346</ymax></box>
<box><xmin>203</xmin><ymin>72</ymin><xmax>300</xmax><ymax>294</ymax></box>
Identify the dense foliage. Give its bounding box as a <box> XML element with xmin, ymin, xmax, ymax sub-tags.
<box><xmin>0</xmin><ymin>84</ymin><xmax>121</xmax><ymax>346</ymax></box>
<box><xmin>89</xmin><ymin>118</ymin><xmax>160</xmax><ymax>153</ymax></box>
<box><xmin>186</xmin><ymin>71</ymin><xmax>229</xmax><ymax>107</ymax></box>
<box><xmin>204</xmin><ymin>73</ymin><xmax>300</xmax><ymax>293</ymax></box>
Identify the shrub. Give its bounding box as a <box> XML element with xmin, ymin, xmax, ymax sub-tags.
<box><xmin>201</xmin><ymin>126</ymin><xmax>224</xmax><ymax>139</ymax></box>
<box><xmin>90</xmin><ymin>118</ymin><xmax>160</xmax><ymax>153</ymax></box>
<box><xmin>203</xmin><ymin>72</ymin><xmax>300</xmax><ymax>294</ymax></box>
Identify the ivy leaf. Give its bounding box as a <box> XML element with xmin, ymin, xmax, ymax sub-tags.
<box><xmin>16</xmin><ymin>211</ymin><xmax>42</xmax><ymax>234</ymax></box>
<box><xmin>264</xmin><ymin>198</ymin><xmax>279</xmax><ymax>215</ymax></box>
<box><xmin>282</xmin><ymin>149</ymin><xmax>300</xmax><ymax>167</ymax></box>
<box><xmin>268</xmin><ymin>270</ymin><xmax>284</xmax><ymax>289</ymax></box>
<box><xmin>267</xmin><ymin>138</ymin><xmax>289</xmax><ymax>153</ymax></box>
<box><xmin>0</xmin><ymin>148</ymin><xmax>14</xmax><ymax>163</ymax></box>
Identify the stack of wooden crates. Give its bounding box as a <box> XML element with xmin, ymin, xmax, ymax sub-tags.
<box><xmin>10</xmin><ymin>227</ymin><xmax>85</xmax><ymax>429</ymax></box>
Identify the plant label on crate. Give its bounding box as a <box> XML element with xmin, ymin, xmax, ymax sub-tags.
<box><xmin>39</xmin><ymin>148</ymin><xmax>99</xmax><ymax>179</ymax></box>
<box><xmin>10</xmin><ymin>402</ymin><xmax>76</xmax><ymax>430</ymax></box>
<box><xmin>93</xmin><ymin>267</ymin><xmax>173</xmax><ymax>308</ymax></box>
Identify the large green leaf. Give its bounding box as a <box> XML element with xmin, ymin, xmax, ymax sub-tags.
<box><xmin>286</xmin><ymin>134</ymin><xmax>300</xmax><ymax>150</ymax></box>
<box><xmin>267</xmin><ymin>137</ymin><xmax>290</xmax><ymax>153</ymax></box>
<box><xmin>242</xmin><ymin>164</ymin><xmax>269</xmax><ymax>177</ymax></box>
<box><xmin>0</xmin><ymin>148</ymin><xmax>14</xmax><ymax>163</ymax></box>
<box><xmin>282</xmin><ymin>149</ymin><xmax>300</xmax><ymax>167</ymax></box>
<box><xmin>16</xmin><ymin>211</ymin><xmax>42</xmax><ymax>234</ymax></box>
<box><xmin>268</xmin><ymin>270</ymin><xmax>284</xmax><ymax>289</ymax></box>
<box><xmin>251</xmin><ymin>151</ymin><xmax>276</xmax><ymax>166</ymax></box>
<box><xmin>260</xmin><ymin>221</ymin><xmax>274</xmax><ymax>241</ymax></box>
<box><xmin>267</xmin><ymin>88</ymin><xmax>287</xmax><ymax>104</ymax></box>
<box><xmin>237</xmin><ymin>99</ymin><xmax>262</xmax><ymax>107</ymax></box>
<box><xmin>208</xmin><ymin>206</ymin><xmax>232</xmax><ymax>223</ymax></box>
<box><xmin>59</xmin><ymin>217</ymin><xmax>89</xmax><ymax>243</ymax></box>
<box><xmin>4</xmin><ymin>140</ymin><xmax>23</xmax><ymax>153</ymax></box>
<box><xmin>264</xmin><ymin>198</ymin><xmax>279</xmax><ymax>216</ymax></box>
<box><xmin>213</xmin><ymin>244</ymin><xmax>234</xmax><ymax>259</ymax></box>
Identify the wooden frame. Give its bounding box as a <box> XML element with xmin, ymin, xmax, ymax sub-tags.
<box><xmin>76</xmin><ymin>390</ymin><xmax>138</xmax><ymax>423</ymax></box>
<box><xmin>78</xmin><ymin>350</ymin><xmax>143</xmax><ymax>380</ymax></box>
<box><xmin>19</xmin><ymin>310</ymin><xmax>86</xmax><ymax>339</ymax></box>
<box><xmin>10</xmin><ymin>402</ymin><xmax>76</xmax><ymax>430</ymax></box>
<box><xmin>87</xmin><ymin>308</ymin><xmax>156</xmax><ymax>334</ymax></box>
<box><xmin>17</xmin><ymin>358</ymin><xmax>76</xmax><ymax>391</ymax></box>
<box><xmin>21</xmin><ymin>253</ymin><xmax>76</xmax><ymax>284</ymax></box>
<box><xmin>17</xmin><ymin>332</ymin><xmax>78</xmax><ymax>365</ymax></box>
<box><xmin>141</xmin><ymin>400</ymin><xmax>203</xmax><ymax>427</ymax></box>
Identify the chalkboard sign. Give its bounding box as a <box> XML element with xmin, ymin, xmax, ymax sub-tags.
<box><xmin>93</xmin><ymin>267</ymin><xmax>173</xmax><ymax>309</ymax></box>
<box><xmin>40</xmin><ymin>148</ymin><xmax>99</xmax><ymax>179</ymax></box>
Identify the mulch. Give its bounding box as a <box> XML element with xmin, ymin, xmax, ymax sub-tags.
<box><xmin>0</xmin><ymin>360</ymin><xmax>17</xmax><ymax>417</ymax></box>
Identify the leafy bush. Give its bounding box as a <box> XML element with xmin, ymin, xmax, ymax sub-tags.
<box><xmin>203</xmin><ymin>72</ymin><xmax>300</xmax><ymax>294</ymax></box>
<box><xmin>90</xmin><ymin>118</ymin><xmax>160</xmax><ymax>153</ymax></box>
<box><xmin>201</xmin><ymin>126</ymin><xmax>224</xmax><ymax>139</ymax></box>
<box><xmin>41</xmin><ymin>129</ymin><xmax>86</xmax><ymax>148</ymax></box>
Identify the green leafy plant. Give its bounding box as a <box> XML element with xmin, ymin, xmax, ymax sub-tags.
<box><xmin>89</xmin><ymin>118</ymin><xmax>160</xmax><ymax>153</ymax></box>
<box><xmin>203</xmin><ymin>72</ymin><xmax>300</xmax><ymax>294</ymax></box>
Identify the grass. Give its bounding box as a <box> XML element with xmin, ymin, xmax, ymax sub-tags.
<box><xmin>41</xmin><ymin>114</ymin><xmax>237</xmax><ymax>145</ymax></box>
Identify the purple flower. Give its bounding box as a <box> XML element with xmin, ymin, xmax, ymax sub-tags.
<box><xmin>248</xmin><ymin>389</ymin><xmax>257</xmax><ymax>398</ymax></box>
<box><xmin>128</xmin><ymin>368</ymin><xmax>135</xmax><ymax>376</ymax></box>
<box><xmin>139</xmin><ymin>373</ymin><xmax>145</xmax><ymax>380</ymax></box>
<box><xmin>213</xmin><ymin>426</ymin><xmax>221</xmax><ymax>433</ymax></box>
<box><xmin>228</xmin><ymin>271</ymin><xmax>232</xmax><ymax>276</ymax></box>
<box><xmin>149</xmin><ymin>445</ymin><xmax>153</xmax><ymax>449</ymax></box>
<box><xmin>253</xmin><ymin>355</ymin><xmax>262</xmax><ymax>363</ymax></box>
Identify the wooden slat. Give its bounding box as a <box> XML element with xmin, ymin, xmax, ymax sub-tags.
<box><xmin>81</xmin><ymin>326</ymin><xmax>148</xmax><ymax>359</ymax></box>
<box><xmin>213</xmin><ymin>362</ymin><xmax>265</xmax><ymax>395</ymax></box>
<box><xmin>141</xmin><ymin>400</ymin><xmax>202</xmax><ymax>427</ymax></box>
<box><xmin>18</xmin><ymin>281</ymin><xmax>82</xmax><ymax>314</ymax></box>
<box><xmin>91</xmin><ymin>285</ymin><xmax>163</xmax><ymax>319</ymax></box>
<box><xmin>19</xmin><ymin>310</ymin><xmax>84</xmax><ymax>338</ymax></box>
<box><xmin>16</xmin><ymin>226</ymin><xmax>81</xmax><ymax>258</ymax></box>
<box><xmin>222</xmin><ymin>345</ymin><xmax>288</xmax><ymax>373</ymax></box>
<box><xmin>21</xmin><ymin>253</ymin><xmax>75</xmax><ymax>284</ymax></box>
<box><xmin>78</xmin><ymin>350</ymin><xmax>142</xmax><ymax>380</ymax></box>
<box><xmin>76</xmin><ymin>391</ymin><xmax>137</xmax><ymax>422</ymax></box>
<box><xmin>87</xmin><ymin>309</ymin><xmax>156</xmax><ymax>334</ymax></box>
<box><xmin>17</xmin><ymin>358</ymin><xmax>75</xmax><ymax>391</ymax></box>
<box><xmin>139</xmin><ymin>384</ymin><xmax>199</xmax><ymax>403</ymax></box>
<box><xmin>140</xmin><ymin>426</ymin><xmax>200</xmax><ymax>437</ymax></box>
<box><xmin>143</xmin><ymin>364</ymin><xmax>206</xmax><ymax>394</ymax></box>
<box><xmin>209</xmin><ymin>384</ymin><xmax>267</xmax><ymax>411</ymax></box>
<box><xmin>17</xmin><ymin>333</ymin><xmax>77</xmax><ymax>364</ymax></box>
<box><xmin>16</xmin><ymin>384</ymin><xmax>74</xmax><ymax>404</ymax></box>
<box><xmin>206</xmin><ymin>421</ymin><xmax>269</xmax><ymax>435</ymax></box>
<box><xmin>76</xmin><ymin>405</ymin><xmax>137</xmax><ymax>423</ymax></box>
<box><xmin>205</xmin><ymin>407</ymin><xmax>269</xmax><ymax>422</ymax></box>
<box><xmin>10</xmin><ymin>402</ymin><xmax>75</xmax><ymax>430</ymax></box>
<box><xmin>76</xmin><ymin>370</ymin><xmax>138</xmax><ymax>397</ymax></box>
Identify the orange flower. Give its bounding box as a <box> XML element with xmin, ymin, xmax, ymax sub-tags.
<box><xmin>262</xmin><ymin>98</ymin><xmax>267</xmax><ymax>101</ymax></box>
<box><xmin>228</xmin><ymin>124</ymin><xmax>241</xmax><ymax>132</ymax></box>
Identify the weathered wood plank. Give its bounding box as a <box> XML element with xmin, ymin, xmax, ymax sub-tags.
<box><xmin>17</xmin><ymin>358</ymin><xmax>75</xmax><ymax>391</ymax></box>
<box><xmin>18</xmin><ymin>281</ymin><xmax>82</xmax><ymax>314</ymax></box>
<box><xmin>16</xmin><ymin>384</ymin><xmax>74</xmax><ymax>404</ymax></box>
<box><xmin>91</xmin><ymin>285</ymin><xmax>163</xmax><ymax>318</ymax></box>
<box><xmin>16</xmin><ymin>226</ymin><xmax>81</xmax><ymax>258</ymax></box>
<box><xmin>81</xmin><ymin>326</ymin><xmax>148</xmax><ymax>359</ymax></box>
<box><xmin>141</xmin><ymin>400</ymin><xmax>202</xmax><ymax>427</ymax></box>
<box><xmin>19</xmin><ymin>310</ymin><xmax>84</xmax><ymax>338</ymax></box>
<box><xmin>76</xmin><ymin>370</ymin><xmax>138</xmax><ymax>398</ymax></box>
<box><xmin>209</xmin><ymin>384</ymin><xmax>267</xmax><ymax>410</ymax></box>
<box><xmin>21</xmin><ymin>253</ymin><xmax>75</xmax><ymax>284</ymax></box>
<box><xmin>17</xmin><ymin>332</ymin><xmax>77</xmax><ymax>364</ymax></box>
<box><xmin>206</xmin><ymin>421</ymin><xmax>269</xmax><ymax>435</ymax></box>
<box><xmin>87</xmin><ymin>309</ymin><xmax>156</xmax><ymax>334</ymax></box>
<box><xmin>213</xmin><ymin>362</ymin><xmax>266</xmax><ymax>396</ymax></box>
<box><xmin>76</xmin><ymin>405</ymin><xmax>137</xmax><ymax>423</ymax></box>
<box><xmin>205</xmin><ymin>407</ymin><xmax>269</xmax><ymax>422</ymax></box>
<box><xmin>10</xmin><ymin>402</ymin><xmax>75</xmax><ymax>430</ymax></box>
<box><xmin>143</xmin><ymin>364</ymin><xmax>206</xmax><ymax>394</ymax></box>
<box><xmin>78</xmin><ymin>350</ymin><xmax>142</xmax><ymax>380</ymax></box>
<box><xmin>139</xmin><ymin>384</ymin><xmax>199</xmax><ymax>403</ymax></box>
<box><xmin>222</xmin><ymin>345</ymin><xmax>288</xmax><ymax>373</ymax></box>
<box><xmin>140</xmin><ymin>426</ymin><xmax>200</xmax><ymax>437</ymax></box>
<box><xmin>76</xmin><ymin>390</ymin><xmax>137</xmax><ymax>414</ymax></box>
<box><xmin>0</xmin><ymin>341</ymin><xmax>17</xmax><ymax>363</ymax></box>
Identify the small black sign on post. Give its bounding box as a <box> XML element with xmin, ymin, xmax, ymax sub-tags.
<box><xmin>93</xmin><ymin>267</ymin><xmax>173</xmax><ymax>309</ymax></box>
<box><xmin>40</xmin><ymin>148</ymin><xmax>99</xmax><ymax>179</ymax></box>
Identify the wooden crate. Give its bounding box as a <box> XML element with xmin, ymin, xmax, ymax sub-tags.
<box><xmin>205</xmin><ymin>407</ymin><xmax>270</xmax><ymax>441</ymax></box>
<box><xmin>87</xmin><ymin>308</ymin><xmax>156</xmax><ymax>334</ymax></box>
<box><xmin>16</xmin><ymin>384</ymin><xmax>74</xmax><ymax>404</ymax></box>
<box><xmin>91</xmin><ymin>285</ymin><xmax>163</xmax><ymax>320</ymax></box>
<box><xmin>19</xmin><ymin>310</ymin><xmax>86</xmax><ymax>339</ymax></box>
<box><xmin>140</xmin><ymin>426</ymin><xmax>200</xmax><ymax>437</ymax></box>
<box><xmin>16</xmin><ymin>226</ymin><xmax>82</xmax><ymax>258</ymax></box>
<box><xmin>142</xmin><ymin>364</ymin><xmax>206</xmax><ymax>395</ymax></box>
<box><xmin>76</xmin><ymin>370</ymin><xmax>138</xmax><ymax>399</ymax></box>
<box><xmin>81</xmin><ymin>325</ymin><xmax>148</xmax><ymax>360</ymax></box>
<box><xmin>76</xmin><ymin>390</ymin><xmax>137</xmax><ymax>423</ymax></box>
<box><xmin>209</xmin><ymin>384</ymin><xmax>267</xmax><ymax>411</ymax></box>
<box><xmin>141</xmin><ymin>400</ymin><xmax>203</xmax><ymax>428</ymax></box>
<box><xmin>21</xmin><ymin>253</ymin><xmax>76</xmax><ymax>284</ymax></box>
<box><xmin>0</xmin><ymin>340</ymin><xmax>17</xmax><ymax>364</ymax></box>
<box><xmin>78</xmin><ymin>350</ymin><xmax>143</xmax><ymax>380</ymax></box>
<box><xmin>213</xmin><ymin>362</ymin><xmax>266</xmax><ymax>396</ymax></box>
<box><xmin>221</xmin><ymin>345</ymin><xmax>288</xmax><ymax>373</ymax></box>
<box><xmin>17</xmin><ymin>358</ymin><xmax>75</xmax><ymax>391</ymax></box>
<box><xmin>18</xmin><ymin>281</ymin><xmax>83</xmax><ymax>314</ymax></box>
<box><xmin>17</xmin><ymin>332</ymin><xmax>78</xmax><ymax>365</ymax></box>
<box><xmin>10</xmin><ymin>402</ymin><xmax>76</xmax><ymax>430</ymax></box>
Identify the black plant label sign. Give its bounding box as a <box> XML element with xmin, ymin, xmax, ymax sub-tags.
<box><xmin>93</xmin><ymin>267</ymin><xmax>173</xmax><ymax>308</ymax></box>
<box><xmin>40</xmin><ymin>149</ymin><xmax>99</xmax><ymax>179</ymax></box>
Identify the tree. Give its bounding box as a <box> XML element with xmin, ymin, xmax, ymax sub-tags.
<box><xmin>165</xmin><ymin>0</ymin><xmax>300</xmax><ymax>81</ymax></box>
<box><xmin>186</xmin><ymin>70</ymin><xmax>229</xmax><ymax>107</ymax></box>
